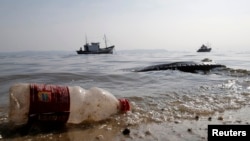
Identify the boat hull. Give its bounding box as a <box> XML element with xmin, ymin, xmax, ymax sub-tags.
<box><xmin>76</xmin><ymin>46</ymin><xmax>114</xmax><ymax>54</ymax></box>
<box><xmin>197</xmin><ymin>48</ymin><xmax>212</xmax><ymax>52</ymax></box>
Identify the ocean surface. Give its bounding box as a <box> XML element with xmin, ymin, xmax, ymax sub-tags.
<box><xmin>1</xmin><ymin>49</ymin><xmax>250</xmax><ymax>139</ymax></box>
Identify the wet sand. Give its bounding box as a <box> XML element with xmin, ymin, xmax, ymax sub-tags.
<box><xmin>1</xmin><ymin>105</ymin><xmax>249</xmax><ymax>141</ymax></box>
<box><xmin>114</xmin><ymin>105</ymin><xmax>250</xmax><ymax>141</ymax></box>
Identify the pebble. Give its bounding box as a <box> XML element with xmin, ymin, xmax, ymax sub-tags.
<box><xmin>96</xmin><ymin>135</ymin><xmax>104</xmax><ymax>140</ymax></box>
<box><xmin>145</xmin><ymin>128</ymin><xmax>152</xmax><ymax>135</ymax></box>
<box><xmin>217</xmin><ymin>116</ymin><xmax>223</xmax><ymax>120</ymax></box>
<box><xmin>195</xmin><ymin>115</ymin><xmax>199</xmax><ymax>120</ymax></box>
<box><xmin>235</xmin><ymin>120</ymin><xmax>242</xmax><ymax>123</ymax></box>
<box><xmin>174</xmin><ymin>120</ymin><xmax>181</xmax><ymax>124</ymax></box>
<box><xmin>122</xmin><ymin>128</ymin><xmax>130</xmax><ymax>135</ymax></box>
<box><xmin>106</xmin><ymin>127</ymin><xmax>112</xmax><ymax>131</ymax></box>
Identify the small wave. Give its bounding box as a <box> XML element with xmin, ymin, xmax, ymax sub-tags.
<box><xmin>116</xmin><ymin>84</ymin><xmax>250</xmax><ymax>125</ymax></box>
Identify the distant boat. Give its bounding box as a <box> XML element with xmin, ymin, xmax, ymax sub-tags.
<box><xmin>76</xmin><ymin>35</ymin><xmax>115</xmax><ymax>54</ymax></box>
<box><xmin>197</xmin><ymin>44</ymin><xmax>212</xmax><ymax>52</ymax></box>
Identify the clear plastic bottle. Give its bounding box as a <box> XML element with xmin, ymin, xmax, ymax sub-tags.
<box><xmin>9</xmin><ymin>83</ymin><xmax>130</xmax><ymax>125</ymax></box>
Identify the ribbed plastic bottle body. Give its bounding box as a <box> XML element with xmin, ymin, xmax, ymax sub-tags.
<box><xmin>9</xmin><ymin>83</ymin><xmax>120</xmax><ymax>125</ymax></box>
<box><xmin>68</xmin><ymin>86</ymin><xmax>120</xmax><ymax>124</ymax></box>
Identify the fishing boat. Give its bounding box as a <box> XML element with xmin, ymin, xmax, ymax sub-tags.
<box><xmin>76</xmin><ymin>35</ymin><xmax>115</xmax><ymax>54</ymax></box>
<box><xmin>197</xmin><ymin>44</ymin><xmax>212</xmax><ymax>52</ymax></box>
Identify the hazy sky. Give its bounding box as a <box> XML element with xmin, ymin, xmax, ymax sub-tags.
<box><xmin>1</xmin><ymin>0</ymin><xmax>250</xmax><ymax>52</ymax></box>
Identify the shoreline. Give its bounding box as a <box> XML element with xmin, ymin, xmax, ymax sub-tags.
<box><xmin>1</xmin><ymin>105</ymin><xmax>249</xmax><ymax>140</ymax></box>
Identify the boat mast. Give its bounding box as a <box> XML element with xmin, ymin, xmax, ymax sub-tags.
<box><xmin>85</xmin><ymin>34</ymin><xmax>88</xmax><ymax>45</ymax></box>
<box><xmin>104</xmin><ymin>34</ymin><xmax>107</xmax><ymax>48</ymax></box>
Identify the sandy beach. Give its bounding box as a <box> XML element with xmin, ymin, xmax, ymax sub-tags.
<box><xmin>1</xmin><ymin>105</ymin><xmax>249</xmax><ymax>141</ymax></box>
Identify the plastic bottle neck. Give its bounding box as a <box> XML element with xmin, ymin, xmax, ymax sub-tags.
<box><xmin>118</xmin><ymin>98</ymin><xmax>131</xmax><ymax>113</ymax></box>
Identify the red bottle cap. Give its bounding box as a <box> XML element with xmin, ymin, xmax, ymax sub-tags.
<box><xmin>118</xmin><ymin>98</ymin><xmax>131</xmax><ymax>112</ymax></box>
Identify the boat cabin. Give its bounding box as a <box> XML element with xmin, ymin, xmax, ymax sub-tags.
<box><xmin>197</xmin><ymin>44</ymin><xmax>212</xmax><ymax>52</ymax></box>
<box><xmin>84</xmin><ymin>42</ymin><xmax>100</xmax><ymax>52</ymax></box>
<box><xmin>200</xmin><ymin>44</ymin><xmax>207</xmax><ymax>49</ymax></box>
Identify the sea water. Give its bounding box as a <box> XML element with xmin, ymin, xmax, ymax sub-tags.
<box><xmin>0</xmin><ymin>50</ymin><xmax>250</xmax><ymax>139</ymax></box>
